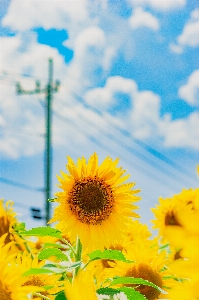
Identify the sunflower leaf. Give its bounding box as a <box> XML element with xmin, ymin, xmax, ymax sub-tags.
<box><xmin>108</xmin><ymin>276</ymin><xmax>166</xmax><ymax>294</ymax></box>
<box><xmin>19</xmin><ymin>226</ymin><xmax>62</xmax><ymax>238</ymax></box>
<box><xmin>67</xmin><ymin>261</ymin><xmax>82</xmax><ymax>269</ymax></box>
<box><xmin>97</xmin><ymin>287</ymin><xmax>119</xmax><ymax>296</ymax></box>
<box><xmin>118</xmin><ymin>287</ymin><xmax>147</xmax><ymax>299</ymax></box>
<box><xmin>55</xmin><ymin>291</ymin><xmax>67</xmax><ymax>300</ymax></box>
<box><xmin>43</xmin><ymin>243</ymin><xmax>67</xmax><ymax>249</ymax></box>
<box><xmin>22</xmin><ymin>268</ymin><xmax>54</xmax><ymax>276</ymax></box>
<box><xmin>87</xmin><ymin>249</ymin><xmax>132</xmax><ymax>263</ymax></box>
<box><xmin>38</xmin><ymin>248</ymin><xmax>68</xmax><ymax>261</ymax></box>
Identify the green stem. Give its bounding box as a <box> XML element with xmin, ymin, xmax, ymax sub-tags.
<box><xmin>74</xmin><ymin>236</ymin><xmax>82</xmax><ymax>276</ymax></box>
<box><xmin>18</xmin><ymin>234</ymin><xmax>34</xmax><ymax>259</ymax></box>
<box><xmin>33</xmin><ymin>292</ymin><xmax>50</xmax><ymax>300</ymax></box>
<box><xmin>60</xmin><ymin>237</ymin><xmax>76</xmax><ymax>257</ymax></box>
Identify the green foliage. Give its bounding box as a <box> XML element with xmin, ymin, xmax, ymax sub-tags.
<box><xmin>22</xmin><ymin>268</ymin><xmax>54</xmax><ymax>276</ymax></box>
<box><xmin>38</xmin><ymin>248</ymin><xmax>68</xmax><ymax>261</ymax></box>
<box><xmin>55</xmin><ymin>291</ymin><xmax>67</xmax><ymax>300</ymax></box>
<box><xmin>97</xmin><ymin>287</ymin><xmax>120</xmax><ymax>296</ymax></box>
<box><xmin>19</xmin><ymin>226</ymin><xmax>62</xmax><ymax>238</ymax></box>
<box><xmin>97</xmin><ymin>287</ymin><xmax>147</xmax><ymax>299</ymax></box>
<box><xmin>43</xmin><ymin>243</ymin><xmax>67</xmax><ymax>249</ymax></box>
<box><xmin>88</xmin><ymin>249</ymin><xmax>132</xmax><ymax>263</ymax></box>
<box><xmin>118</xmin><ymin>287</ymin><xmax>147</xmax><ymax>299</ymax></box>
<box><xmin>108</xmin><ymin>276</ymin><xmax>165</xmax><ymax>294</ymax></box>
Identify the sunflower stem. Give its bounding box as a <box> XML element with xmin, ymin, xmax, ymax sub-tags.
<box><xmin>74</xmin><ymin>236</ymin><xmax>82</xmax><ymax>276</ymax></box>
<box><xmin>33</xmin><ymin>292</ymin><xmax>50</xmax><ymax>300</ymax></box>
<box><xmin>60</xmin><ymin>237</ymin><xmax>76</xmax><ymax>257</ymax></box>
<box><xmin>17</xmin><ymin>234</ymin><xmax>34</xmax><ymax>259</ymax></box>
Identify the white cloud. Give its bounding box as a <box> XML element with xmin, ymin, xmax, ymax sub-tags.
<box><xmin>84</xmin><ymin>76</ymin><xmax>137</xmax><ymax>111</ymax></box>
<box><xmin>171</xmin><ymin>9</ymin><xmax>199</xmax><ymax>52</ymax></box>
<box><xmin>131</xmin><ymin>91</ymin><xmax>160</xmax><ymax>139</ymax></box>
<box><xmin>0</xmin><ymin>28</ymin><xmax>116</xmax><ymax>158</ymax></box>
<box><xmin>0</xmin><ymin>33</ymin><xmax>67</xmax><ymax>158</ymax></box>
<box><xmin>169</xmin><ymin>43</ymin><xmax>183</xmax><ymax>54</ymax></box>
<box><xmin>160</xmin><ymin>112</ymin><xmax>199</xmax><ymax>149</ymax></box>
<box><xmin>2</xmin><ymin>0</ymin><xmax>89</xmax><ymax>31</ymax></box>
<box><xmin>66</xmin><ymin>26</ymin><xmax>116</xmax><ymax>90</ymax></box>
<box><xmin>129</xmin><ymin>7</ymin><xmax>159</xmax><ymax>31</ymax></box>
<box><xmin>178</xmin><ymin>69</ymin><xmax>199</xmax><ymax>106</ymax></box>
<box><xmin>84</xmin><ymin>76</ymin><xmax>199</xmax><ymax>149</ymax></box>
<box><xmin>128</xmin><ymin>0</ymin><xmax>186</xmax><ymax>11</ymax></box>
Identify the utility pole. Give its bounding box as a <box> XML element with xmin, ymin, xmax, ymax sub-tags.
<box><xmin>16</xmin><ymin>58</ymin><xmax>60</xmax><ymax>224</ymax></box>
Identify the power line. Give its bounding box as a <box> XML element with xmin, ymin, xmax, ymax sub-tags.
<box><xmin>0</xmin><ymin>125</ymin><xmax>44</xmax><ymax>139</ymax></box>
<box><xmin>0</xmin><ymin>177</ymin><xmax>44</xmax><ymax>192</ymax></box>
<box><xmin>54</xmin><ymin>94</ymin><xmax>197</xmax><ymax>187</ymax></box>
<box><xmin>71</xmin><ymin>92</ymin><xmax>196</xmax><ymax>181</ymax></box>
<box><xmin>52</xmin><ymin>108</ymin><xmax>178</xmax><ymax>191</ymax></box>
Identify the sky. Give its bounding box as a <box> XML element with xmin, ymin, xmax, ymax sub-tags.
<box><xmin>0</xmin><ymin>0</ymin><xmax>199</xmax><ymax>230</ymax></box>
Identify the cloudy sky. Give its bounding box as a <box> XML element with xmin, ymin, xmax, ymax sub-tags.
<box><xmin>0</xmin><ymin>0</ymin><xmax>199</xmax><ymax>229</ymax></box>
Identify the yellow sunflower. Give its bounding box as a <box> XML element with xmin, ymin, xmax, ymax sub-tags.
<box><xmin>49</xmin><ymin>153</ymin><xmax>141</xmax><ymax>251</ymax></box>
<box><xmin>0</xmin><ymin>237</ymin><xmax>42</xmax><ymax>300</ymax></box>
<box><xmin>168</xmin><ymin>279</ymin><xmax>199</xmax><ymax>300</ymax></box>
<box><xmin>168</xmin><ymin>256</ymin><xmax>199</xmax><ymax>299</ymax></box>
<box><xmin>64</xmin><ymin>269</ymin><xmax>98</xmax><ymax>300</ymax></box>
<box><xmin>90</xmin><ymin>221</ymin><xmax>151</xmax><ymax>284</ymax></box>
<box><xmin>151</xmin><ymin>189</ymin><xmax>199</xmax><ymax>248</ymax></box>
<box><xmin>18</xmin><ymin>253</ymin><xmax>64</xmax><ymax>299</ymax></box>
<box><xmin>0</xmin><ymin>199</ymin><xmax>26</xmax><ymax>252</ymax></box>
<box><xmin>104</xmin><ymin>238</ymin><xmax>175</xmax><ymax>300</ymax></box>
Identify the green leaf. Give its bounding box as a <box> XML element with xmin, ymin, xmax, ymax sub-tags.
<box><xmin>38</xmin><ymin>248</ymin><xmax>68</xmax><ymax>261</ymax></box>
<box><xmin>96</xmin><ymin>287</ymin><xmax>146</xmax><ymax>300</ymax></box>
<box><xmin>88</xmin><ymin>249</ymin><xmax>132</xmax><ymax>263</ymax></box>
<box><xmin>14</xmin><ymin>222</ymin><xmax>26</xmax><ymax>232</ymax></box>
<box><xmin>19</xmin><ymin>227</ymin><xmax>62</xmax><ymax>238</ymax></box>
<box><xmin>109</xmin><ymin>276</ymin><xmax>166</xmax><ymax>294</ymax></box>
<box><xmin>42</xmin><ymin>285</ymin><xmax>54</xmax><ymax>291</ymax></box>
<box><xmin>55</xmin><ymin>291</ymin><xmax>67</xmax><ymax>300</ymax></box>
<box><xmin>48</xmin><ymin>198</ymin><xmax>57</xmax><ymax>202</ymax></box>
<box><xmin>119</xmin><ymin>287</ymin><xmax>147</xmax><ymax>299</ymax></box>
<box><xmin>97</xmin><ymin>287</ymin><xmax>119</xmax><ymax>296</ymax></box>
<box><xmin>23</xmin><ymin>268</ymin><xmax>54</xmax><ymax>276</ymax></box>
<box><xmin>67</xmin><ymin>261</ymin><xmax>82</xmax><ymax>269</ymax></box>
<box><xmin>43</xmin><ymin>264</ymin><xmax>58</xmax><ymax>268</ymax></box>
<box><xmin>43</xmin><ymin>243</ymin><xmax>66</xmax><ymax>249</ymax></box>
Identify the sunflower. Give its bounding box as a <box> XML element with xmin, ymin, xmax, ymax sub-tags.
<box><xmin>19</xmin><ymin>253</ymin><xmax>64</xmax><ymax>299</ymax></box>
<box><xmin>168</xmin><ymin>279</ymin><xmax>199</xmax><ymax>300</ymax></box>
<box><xmin>168</xmin><ymin>256</ymin><xmax>199</xmax><ymax>299</ymax></box>
<box><xmin>90</xmin><ymin>220</ymin><xmax>151</xmax><ymax>284</ymax></box>
<box><xmin>0</xmin><ymin>236</ymin><xmax>42</xmax><ymax>300</ymax></box>
<box><xmin>49</xmin><ymin>153</ymin><xmax>141</xmax><ymax>251</ymax></box>
<box><xmin>104</xmin><ymin>238</ymin><xmax>174</xmax><ymax>300</ymax></box>
<box><xmin>0</xmin><ymin>199</ymin><xmax>26</xmax><ymax>253</ymax></box>
<box><xmin>151</xmin><ymin>189</ymin><xmax>199</xmax><ymax>249</ymax></box>
<box><xmin>64</xmin><ymin>269</ymin><xmax>98</xmax><ymax>300</ymax></box>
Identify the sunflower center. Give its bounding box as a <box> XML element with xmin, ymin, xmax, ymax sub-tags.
<box><xmin>165</xmin><ymin>211</ymin><xmax>181</xmax><ymax>226</ymax></box>
<box><xmin>68</xmin><ymin>177</ymin><xmax>114</xmax><ymax>225</ymax></box>
<box><xmin>125</xmin><ymin>263</ymin><xmax>163</xmax><ymax>300</ymax></box>
<box><xmin>0</xmin><ymin>280</ymin><xmax>12</xmax><ymax>300</ymax></box>
<box><xmin>24</xmin><ymin>276</ymin><xmax>47</xmax><ymax>298</ymax></box>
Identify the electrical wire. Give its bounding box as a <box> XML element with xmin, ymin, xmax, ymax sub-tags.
<box><xmin>0</xmin><ymin>177</ymin><xmax>44</xmax><ymax>192</ymax></box>
<box><xmin>54</xmin><ymin>94</ymin><xmax>197</xmax><ymax>186</ymax></box>
<box><xmin>52</xmin><ymin>108</ymin><xmax>180</xmax><ymax>191</ymax></box>
<box><xmin>71</xmin><ymin>91</ymin><xmax>197</xmax><ymax>181</ymax></box>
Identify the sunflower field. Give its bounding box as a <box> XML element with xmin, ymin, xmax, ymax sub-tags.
<box><xmin>0</xmin><ymin>152</ymin><xmax>199</xmax><ymax>300</ymax></box>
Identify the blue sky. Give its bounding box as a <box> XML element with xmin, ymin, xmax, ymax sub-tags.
<box><xmin>0</xmin><ymin>0</ymin><xmax>199</xmax><ymax>229</ymax></box>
